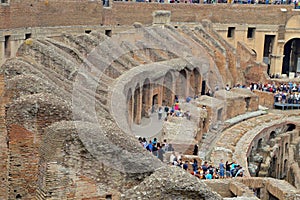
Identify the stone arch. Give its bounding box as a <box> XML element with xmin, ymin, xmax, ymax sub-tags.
<box><xmin>142</xmin><ymin>78</ymin><xmax>151</xmax><ymax>118</ymax></box>
<box><xmin>257</xmin><ymin>138</ymin><xmax>263</xmax><ymax>150</ymax></box>
<box><xmin>162</xmin><ymin>71</ymin><xmax>174</xmax><ymax>106</ymax></box>
<box><xmin>133</xmin><ymin>83</ymin><xmax>142</xmax><ymax>124</ymax></box>
<box><xmin>175</xmin><ymin>69</ymin><xmax>187</xmax><ymax>99</ymax></box>
<box><xmin>286</xmin><ymin>123</ymin><xmax>296</xmax><ymax>132</ymax></box>
<box><xmin>270</xmin><ymin>131</ymin><xmax>276</xmax><ymax>139</ymax></box>
<box><xmin>281</xmin><ymin>38</ymin><xmax>300</xmax><ymax>76</ymax></box>
<box><xmin>127</xmin><ymin>88</ymin><xmax>133</xmax><ymax>125</ymax></box>
<box><xmin>189</xmin><ymin>68</ymin><xmax>201</xmax><ymax>96</ymax></box>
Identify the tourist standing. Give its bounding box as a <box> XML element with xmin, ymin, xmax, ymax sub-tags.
<box><xmin>219</xmin><ymin>159</ymin><xmax>225</xmax><ymax>179</ymax></box>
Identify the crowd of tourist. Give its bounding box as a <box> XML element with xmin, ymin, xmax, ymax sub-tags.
<box><xmin>138</xmin><ymin>136</ymin><xmax>245</xmax><ymax>179</ymax></box>
<box><xmin>138</xmin><ymin>137</ymin><xmax>174</xmax><ymax>161</ymax></box>
<box><xmin>169</xmin><ymin>155</ymin><xmax>245</xmax><ymax>179</ymax></box>
<box><xmin>154</xmin><ymin>95</ymin><xmax>202</xmax><ymax>121</ymax></box>
<box><xmin>218</xmin><ymin>81</ymin><xmax>300</xmax><ymax>106</ymax></box>
<box><xmin>249</xmin><ymin>82</ymin><xmax>300</xmax><ymax>104</ymax></box>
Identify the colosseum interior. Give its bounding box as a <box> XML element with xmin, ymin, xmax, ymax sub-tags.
<box><xmin>1</xmin><ymin>0</ymin><xmax>300</xmax><ymax>199</ymax></box>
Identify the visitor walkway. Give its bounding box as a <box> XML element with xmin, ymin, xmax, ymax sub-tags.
<box><xmin>274</xmin><ymin>102</ymin><xmax>300</xmax><ymax>110</ymax></box>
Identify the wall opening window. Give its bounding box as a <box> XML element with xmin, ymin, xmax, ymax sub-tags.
<box><xmin>263</xmin><ymin>35</ymin><xmax>275</xmax><ymax>68</ymax></box>
<box><xmin>25</xmin><ymin>33</ymin><xmax>32</xmax><ymax>39</ymax></box>
<box><xmin>4</xmin><ymin>35</ymin><xmax>11</xmax><ymax>58</ymax></box>
<box><xmin>105</xmin><ymin>29</ymin><xmax>112</xmax><ymax>37</ymax></box>
<box><xmin>247</xmin><ymin>27</ymin><xmax>256</xmax><ymax>39</ymax></box>
<box><xmin>227</xmin><ymin>27</ymin><xmax>235</xmax><ymax>38</ymax></box>
<box><xmin>85</xmin><ymin>30</ymin><xmax>91</xmax><ymax>34</ymax></box>
<box><xmin>1</xmin><ymin>0</ymin><xmax>9</xmax><ymax>4</ymax></box>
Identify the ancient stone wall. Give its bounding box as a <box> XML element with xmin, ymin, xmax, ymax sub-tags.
<box><xmin>253</xmin><ymin>90</ymin><xmax>275</xmax><ymax>109</ymax></box>
<box><xmin>236</xmin><ymin>42</ymin><xmax>268</xmax><ymax>84</ymax></box>
<box><xmin>0</xmin><ymin>0</ymin><xmax>103</xmax><ymax>29</ymax></box>
<box><xmin>110</xmin><ymin>3</ymin><xmax>293</xmax><ymax>26</ymax></box>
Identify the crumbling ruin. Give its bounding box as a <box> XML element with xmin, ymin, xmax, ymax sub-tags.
<box><xmin>1</xmin><ymin>1</ymin><xmax>300</xmax><ymax>200</ymax></box>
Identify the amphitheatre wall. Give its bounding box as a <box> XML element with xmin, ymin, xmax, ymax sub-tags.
<box><xmin>2</xmin><ymin>1</ymin><xmax>300</xmax><ymax>199</ymax></box>
<box><xmin>0</xmin><ymin>2</ymin><xmax>294</xmax><ymax>30</ymax></box>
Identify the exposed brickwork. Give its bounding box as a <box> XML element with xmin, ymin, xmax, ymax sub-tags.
<box><xmin>111</xmin><ymin>3</ymin><xmax>293</xmax><ymax>26</ymax></box>
<box><xmin>0</xmin><ymin>0</ymin><xmax>103</xmax><ymax>29</ymax></box>
<box><xmin>8</xmin><ymin>124</ymin><xmax>40</xmax><ymax>200</ymax></box>
<box><xmin>0</xmin><ymin>1</ymin><xmax>295</xmax><ymax>29</ymax></box>
<box><xmin>253</xmin><ymin>90</ymin><xmax>275</xmax><ymax>108</ymax></box>
<box><xmin>0</xmin><ymin>74</ymin><xmax>8</xmax><ymax>200</ymax></box>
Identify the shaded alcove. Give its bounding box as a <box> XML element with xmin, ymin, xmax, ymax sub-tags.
<box><xmin>282</xmin><ymin>38</ymin><xmax>300</xmax><ymax>76</ymax></box>
<box><xmin>162</xmin><ymin>71</ymin><xmax>174</xmax><ymax>106</ymax></box>
<box><xmin>189</xmin><ymin>68</ymin><xmax>201</xmax><ymax>96</ymax></box>
<box><xmin>175</xmin><ymin>69</ymin><xmax>187</xmax><ymax>99</ymax></box>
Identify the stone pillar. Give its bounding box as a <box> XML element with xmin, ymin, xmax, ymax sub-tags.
<box><xmin>128</xmin><ymin>90</ymin><xmax>134</xmax><ymax>126</ymax></box>
<box><xmin>134</xmin><ymin>87</ymin><xmax>142</xmax><ymax>124</ymax></box>
<box><xmin>186</xmin><ymin>71</ymin><xmax>192</xmax><ymax>97</ymax></box>
<box><xmin>0</xmin><ymin>38</ymin><xmax>5</xmax><ymax>66</ymax></box>
<box><xmin>270</xmin><ymin>40</ymin><xmax>285</xmax><ymax>76</ymax></box>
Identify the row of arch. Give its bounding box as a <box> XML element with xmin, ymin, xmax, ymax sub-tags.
<box><xmin>249</xmin><ymin>124</ymin><xmax>297</xmax><ymax>181</ymax></box>
<box><xmin>126</xmin><ymin>68</ymin><xmax>205</xmax><ymax>125</ymax></box>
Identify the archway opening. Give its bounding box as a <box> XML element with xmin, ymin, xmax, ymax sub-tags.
<box><xmin>162</xmin><ymin>71</ymin><xmax>174</xmax><ymax>106</ymax></box>
<box><xmin>176</xmin><ymin>69</ymin><xmax>187</xmax><ymax>99</ymax></box>
<box><xmin>190</xmin><ymin>68</ymin><xmax>201</xmax><ymax>96</ymax></box>
<box><xmin>282</xmin><ymin>38</ymin><xmax>300</xmax><ymax>77</ymax></box>
<box><xmin>286</xmin><ymin>123</ymin><xmax>296</xmax><ymax>132</ymax></box>
<box><xmin>270</xmin><ymin>131</ymin><xmax>276</xmax><ymax>140</ymax></box>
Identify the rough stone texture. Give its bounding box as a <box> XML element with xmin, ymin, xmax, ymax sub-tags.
<box><xmin>0</xmin><ymin>25</ymin><xmax>231</xmax><ymax>199</ymax></box>
<box><xmin>1</xmin><ymin>2</ymin><xmax>300</xmax><ymax>199</ymax></box>
<box><xmin>123</xmin><ymin>166</ymin><xmax>222</xmax><ymax>200</ymax></box>
<box><xmin>214</xmin><ymin>88</ymin><xmax>259</xmax><ymax>120</ymax></box>
<box><xmin>253</xmin><ymin>90</ymin><xmax>275</xmax><ymax>109</ymax></box>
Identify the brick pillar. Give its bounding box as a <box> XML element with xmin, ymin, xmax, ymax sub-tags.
<box><xmin>186</xmin><ymin>71</ymin><xmax>192</xmax><ymax>97</ymax></box>
<box><xmin>8</xmin><ymin>125</ymin><xmax>40</xmax><ymax>200</ymax></box>
<box><xmin>270</xmin><ymin>40</ymin><xmax>285</xmax><ymax>75</ymax></box>
<box><xmin>0</xmin><ymin>38</ymin><xmax>5</xmax><ymax>66</ymax></box>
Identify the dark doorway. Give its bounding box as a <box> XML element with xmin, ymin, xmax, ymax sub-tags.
<box><xmin>152</xmin><ymin>94</ymin><xmax>158</xmax><ymax>106</ymax></box>
<box><xmin>263</xmin><ymin>35</ymin><xmax>275</xmax><ymax>68</ymax></box>
<box><xmin>105</xmin><ymin>29</ymin><xmax>112</xmax><ymax>37</ymax></box>
<box><xmin>25</xmin><ymin>33</ymin><xmax>32</xmax><ymax>39</ymax></box>
<box><xmin>282</xmin><ymin>38</ymin><xmax>300</xmax><ymax>77</ymax></box>
<box><xmin>201</xmin><ymin>80</ymin><xmax>206</xmax><ymax>95</ymax></box>
<box><xmin>4</xmin><ymin>35</ymin><xmax>11</xmax><ymax>58</ymax></box>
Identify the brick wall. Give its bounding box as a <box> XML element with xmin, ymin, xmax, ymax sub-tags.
<box><xmin>0</xmin><ymin>1</ymin><xmax>295</xmax><ymax>29</ymax></box>
<box><xmin>253</xmin><ymin>90</ymin><xmax>274</xmax><ymax>108</ymax></box>
<box><xmin>237</xmin><ymin>42</ymin><xmax>268</xmax><ymax>84</ymax></box>
<box><xmin>0</xmin><ymin>0</ymin><xmax>103</xmax><ymax>29</ymax></box>
<box><xmin>0</xmin><ymin>74</ymin><xmax>8</xmax><ymax>200</ymax></box>
<box><xmin>110</xmin><ymin>3</ymin><xmax>293</xmax><ymax>26</ymax></box>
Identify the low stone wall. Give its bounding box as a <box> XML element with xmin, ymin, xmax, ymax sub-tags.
<box><xmin>204</xmin><ymin>177</ymin><xmax>300</xmax><ymax>200</ymax></box>
<box><xmin>253</xmin><ymin>90</ymin><xmax>274</xmax><ymax>108</ymax></box>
